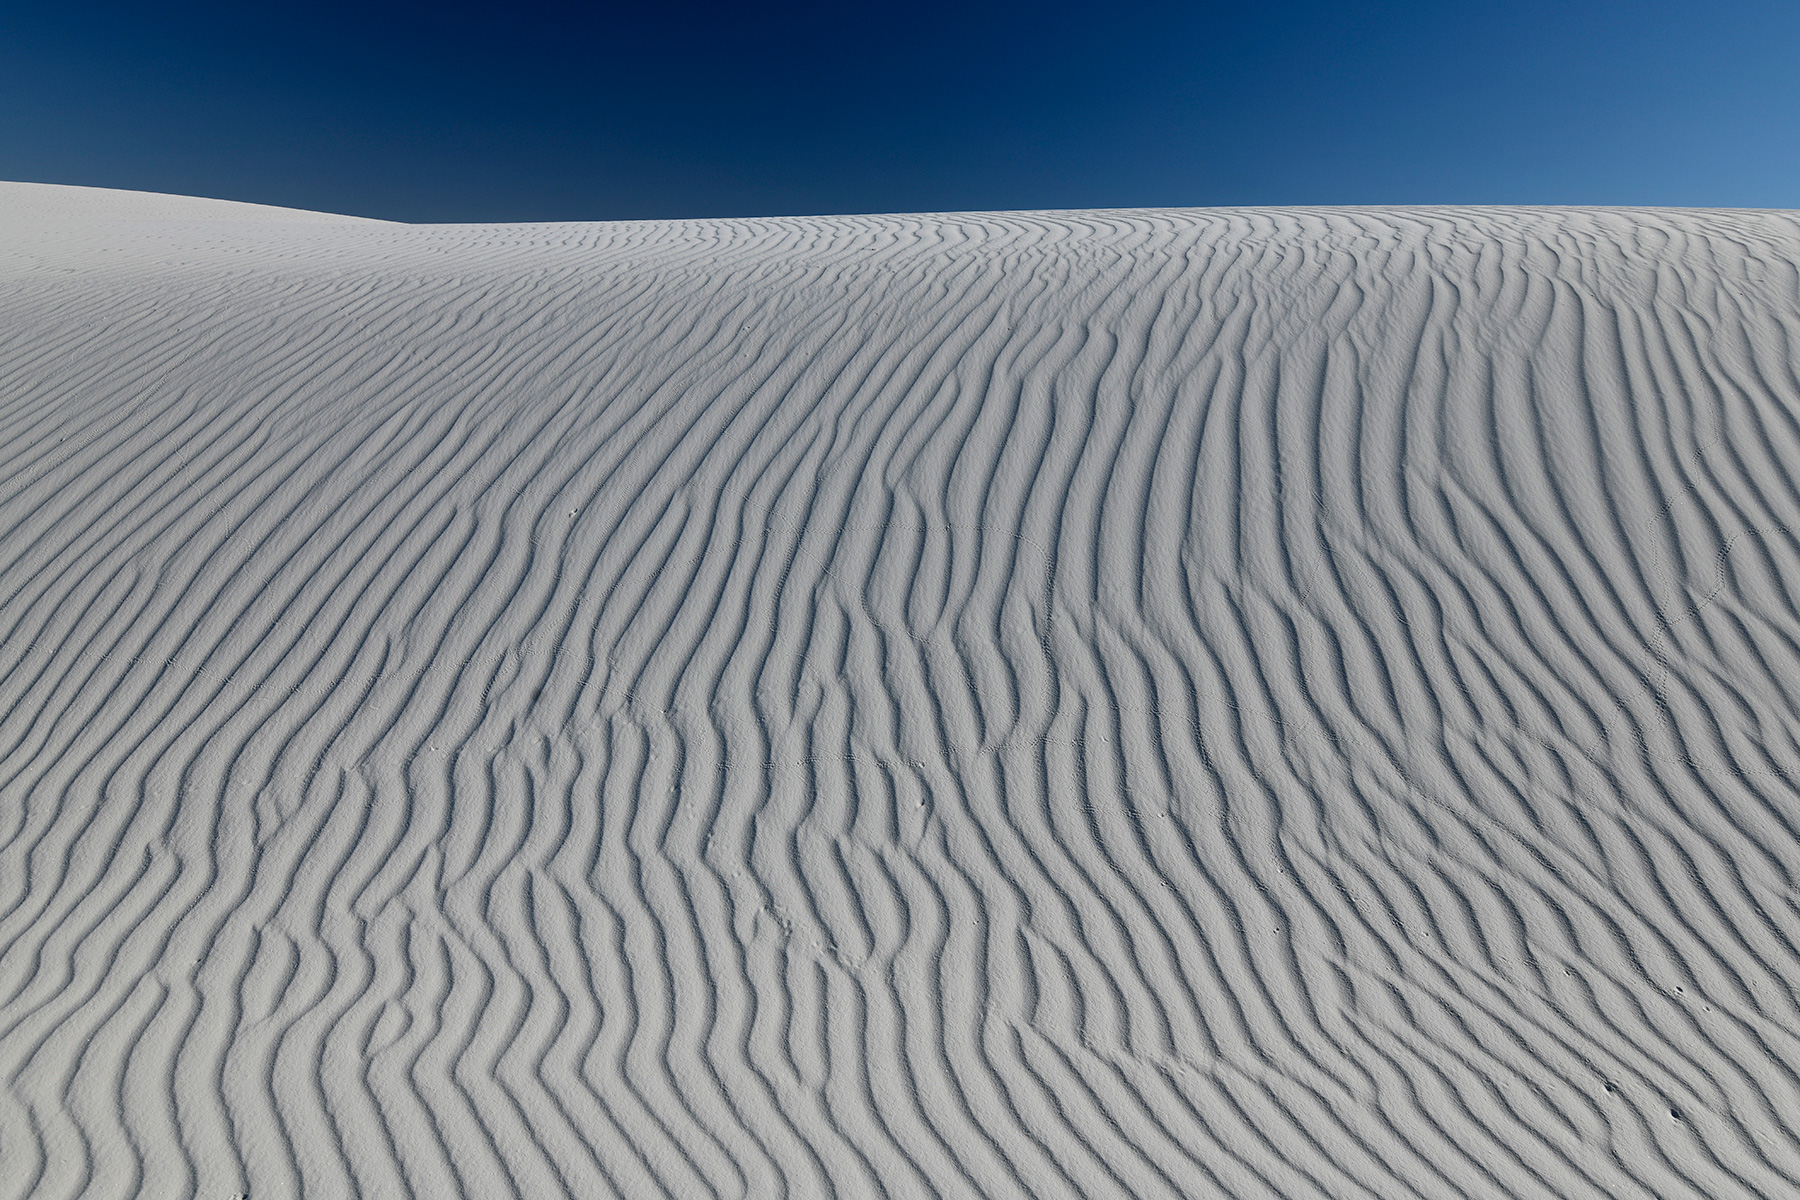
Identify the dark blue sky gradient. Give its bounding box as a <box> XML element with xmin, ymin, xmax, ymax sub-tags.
<box><xmin>2</xmin><ymin>1</ymin><xmax>1796</xmax><ymax>221</ymax></box>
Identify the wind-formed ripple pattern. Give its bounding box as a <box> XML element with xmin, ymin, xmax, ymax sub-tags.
<box><xmin>5</xmin><ymin>183</ymin><xmax>1800</xmax><ymax>1199</ymax></box>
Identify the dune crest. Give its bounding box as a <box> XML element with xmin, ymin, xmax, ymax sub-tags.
<box><xmin>6</xmin><ymin>187</ymin><xmax>1800</xmax><ymax>1198</ymax></box>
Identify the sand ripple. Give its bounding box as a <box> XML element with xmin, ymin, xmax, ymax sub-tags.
<box><xmin>6</xmin><ymin>186</ymin><xmax>1800</xmax><ymax>1198</ymax></box>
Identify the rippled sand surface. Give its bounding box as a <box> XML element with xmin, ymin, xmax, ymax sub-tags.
<box><xmin>7</xmin><ymin>183</ymin><xmax>1800</xmax><ymax>1199</ymax></box>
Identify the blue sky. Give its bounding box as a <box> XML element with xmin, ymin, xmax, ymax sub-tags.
<box><xmin>1</xmin><ymin>0</ymin><xmax>1796</xmax><ymax>221</ymax></box>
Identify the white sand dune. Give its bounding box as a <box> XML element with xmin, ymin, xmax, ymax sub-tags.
<box><xmin>6</xmin><ymin>182</ymin><xmax>1800</xmax><ymax>1199</ymax></box>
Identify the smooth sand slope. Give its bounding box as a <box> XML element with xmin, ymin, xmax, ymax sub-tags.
<box><xmin>6</xmin><ymin>183</ymin><xmax>1800</xmax><ymax>1200</ymax></box>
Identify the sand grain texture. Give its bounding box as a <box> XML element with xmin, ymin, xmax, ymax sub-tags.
<box><xmin>6</xmin><ymin>183</ymin><xmax>1800</xmax><ymax>1198</ymax></box>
